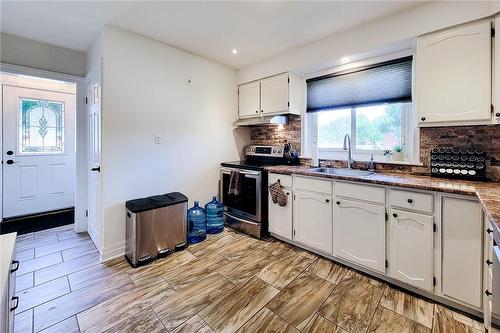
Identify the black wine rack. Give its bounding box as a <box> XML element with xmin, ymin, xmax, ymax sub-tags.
<box><xmin>430</xmin><ymin>147</ymin><xmax>486</xmax><ymax>180</ymax></box>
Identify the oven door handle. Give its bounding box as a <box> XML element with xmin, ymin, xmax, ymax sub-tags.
<box><xmin>224</xmin><ymin>212</ymin><xmax>260</xmax><ymax>226</ymax></box>
<box><xmin>220</xmin><ymin>167</ymin><xmax>261</xmax><ymax>176</ymax></box>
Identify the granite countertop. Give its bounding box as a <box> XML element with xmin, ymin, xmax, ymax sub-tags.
<box><xmin>265</xmin><ymin>165</ymin><xmax>500</xmax><ymax>244</ymax></box>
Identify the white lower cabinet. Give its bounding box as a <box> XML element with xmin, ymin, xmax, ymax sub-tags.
<box><xmin>293</xmin><ymin>190</ymin><xmax>333</xmax><ymax>253</ymax></box>
<box><xmin>388</xmin><ymin>209</ymin><xmax>434</xmax><ymax>292</ymax></box>
<box><xmin>268</xmin><ymin>189</ymin><xmax>293</xmax><ymax>240</ymax></box>
<box><xmin>267</xmin><ymin>173</ymin><xmax>487</xmax><ymax>317</ymax></box>
<box><xmin>442</xmin><ymin>197</ymin><xmax>483</xmax><ymax>309</ymax></box>
<box><xmin>333</xmin><ymin>198</ymin><xmax>386</xmax><ymax>273</ymax></box>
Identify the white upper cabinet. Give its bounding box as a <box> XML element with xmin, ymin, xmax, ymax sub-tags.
<box><xmin>441</xmin><ymin>197</ymin><xmax>483</xmax><ymax>309</ymax></box>
<box><xmin>293</xmin><ymin>190</ymin><xmax>333</xmax><ymax>253</ymax></box>
<box><xmin>494</xmin><ymin>16</ymin><xmax>500</xmax><ymax>124</ymax></box>
<box><xmin>388</xmin><ymin>209</ymin><xmax>434</xmax><ymax>292</ymax></box>
<box><xmin>260</xmin><ymin>73</ymin><xmax>290</xmax><ymax>115</ymax></box>
<box><xmin>333</xmin><ymin>198</ymin><xmax>386</xmax><ymax>273</ymax></box>
<box><xmin>238</xmin><ymin>81</ymin><xmax>260</xmax><ymax>118</ymax></box>
<box><xmin>416</xmin><ymin>20</ymin><xmax>492</xmax><ymax>126</ymax></box>
<box><xmin>237</xmin><ymin>73</ymin><xmax>301</xmax><ymax>119</ymax></box>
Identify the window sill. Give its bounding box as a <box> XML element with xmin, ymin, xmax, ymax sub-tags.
<box><xmin>369</xmin><ymin>159</ymin><xmax>423</xmax><ymax>167</ymax></box>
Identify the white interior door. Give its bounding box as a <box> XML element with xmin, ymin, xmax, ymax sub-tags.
<box><xmin>87</xmin><ymin>74</ymin><xmax>101</xmax><ymax>248</ymax></box>
<box><xmin>2</xmin><ymin>86</ymin><xmax>75</xmax><ymax>218</ymax></box>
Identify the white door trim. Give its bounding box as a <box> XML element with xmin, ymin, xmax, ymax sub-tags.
<box><xmin>0</xmin><ymin>63</ymin><xmax>87</xmax><ymax>233</ymax></box>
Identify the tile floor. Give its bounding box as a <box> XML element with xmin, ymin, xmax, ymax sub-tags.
<box><xmin>12</xmin><ymin>224</ymin><xmax>492</xmax><ymax>333</ymax></box>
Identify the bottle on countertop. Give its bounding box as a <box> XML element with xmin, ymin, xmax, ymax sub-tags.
<box><xmin>187</xmin><ymin>201</ymin><xmax>207</xmax><ymax>244</ymax></box>
<box><xmin>205</xmin><ymin>195</ymin><xmax>224</xmax><ymax>234</ymax></box>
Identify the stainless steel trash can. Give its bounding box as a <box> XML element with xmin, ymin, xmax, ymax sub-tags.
<box><xmin>125</xmin><ymin>192</ymin><xmax>188</xmax><ymax>267</ymax></box>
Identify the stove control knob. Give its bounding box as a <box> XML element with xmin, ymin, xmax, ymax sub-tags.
<box><xmin>272</xmin><ymin>149</ymin><xmax>276</xmax><ymax>153</ymax></box>
<box><xmin>277</xmin><ymin>149</ymin><xmax>282</xmax><ymax>153</ymax></box>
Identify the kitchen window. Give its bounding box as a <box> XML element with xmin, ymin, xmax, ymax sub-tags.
<box><xmin>306</xmin><ymin>55</ymin><xmax>417</xmax><ymax>163</ymax></box>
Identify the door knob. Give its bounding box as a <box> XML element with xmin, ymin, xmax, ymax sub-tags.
<box><xmin>393</xmin><ymin>213</ymin><xmax>398</xmax><ymax>218</ymax></box>
<box><xmin>91</xmin><ymin>166</ymin><xmax>101</xmax><ymax>172</ymax></box>
<box><xmin>6</xmin><ymin>150</ymin><xmax>13</xmax><ymax>155</ymax></box>
<box><xmin>487</xmin><ymin>228</ymin><xmax>493</xmax><ymax>234</ymax></box>
<box><xmin>6</xmin><ymin>160</ymin><xmax>15</xmax><ymax>165</ymax></box>
<box><xmin>485</xmin><ymin>290</ymin><xmax>493</xmax><ymax>297</ymax></box>
<box><xmin>486</xmin><ymin>259</ymin><xmax>493</xmax><ymax>266</ymax></box>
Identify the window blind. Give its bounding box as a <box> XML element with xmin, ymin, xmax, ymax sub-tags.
<box><xmin>306</xmin><ymin>56</ymin><xmax>412</xmax><ymax>113</ymax></box>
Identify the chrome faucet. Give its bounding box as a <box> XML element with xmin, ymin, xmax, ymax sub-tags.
<box><xmin>343</xmin><ymin>134</ymin><xmax>354</xmax><ymax>169</ymax></box>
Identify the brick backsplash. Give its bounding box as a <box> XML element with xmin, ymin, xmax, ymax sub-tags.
<box><xmin>249</xmin><ymin>119</ymin><xmax>500</xmax><ymax>181</ymax></box>
<box><xmin>249</xmin><ymin>115</ymin><xmax>302</xmax><ymax>155</ymax></box>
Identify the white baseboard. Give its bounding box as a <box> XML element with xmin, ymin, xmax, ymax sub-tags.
<box><xmin>100</xmin><ymin>240</ymin><xmax>125</xmax><ymax>262</ymax></box>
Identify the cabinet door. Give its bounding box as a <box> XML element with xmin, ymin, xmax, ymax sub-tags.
<box><xmin>269</xmin><ymin>189</ymin><xmax>293</xmax><ymax>240</ymax></box>
<box><xmin>260</xmin><ymin>73</ymin><xmax>289</xmax><ymax>115</ymax></box>
<box><xmin>293</xmin><ymin>190</ymin><xmax>332</xmax><ymax>253</ymax></box>
<box><xmin>416</xmin><ymin>20</ymin><xmax>491</xmax><ymax>125</ymax></box>
<box><xmin>333</xmin><ymin>198</ymin><xmax>386</xmax><ymax>273</ymax></box>
<box><xmin>389</xmin><ymin>209</ymin><xmax>434</xmax><ymax>292</ymax></box>
<box><xmin>238</xmin><ymin>81</ymin><xmax>260</xmax><ymax>118</ymax></box>
<box><xmin>442</xmin><ymin>197</ymin><xmax>483</xmax><ymax>308</ymax></box>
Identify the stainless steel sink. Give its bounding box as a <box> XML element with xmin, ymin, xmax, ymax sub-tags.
<box><xmin>309</xmin><ymin>167</ymin><xmax>375</xmax><ymax>177</ymax></box>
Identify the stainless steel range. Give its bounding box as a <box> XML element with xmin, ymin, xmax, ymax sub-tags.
<box><xmin>220</xmin><ymin>144</ymin><xmax>299</xmax><ymax>238</ymax></box>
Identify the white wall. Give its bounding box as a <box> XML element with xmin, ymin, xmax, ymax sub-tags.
<box><xmin>238</xmin><ymin>1</ymin><xmax>500</xmax><ymax>83</ymax></box>
<box><xmin>1</xmin><ymin>33</ymin><xmax>86</xmax><ymax>77</ymax></box>
<box><xmin>98</xmin><ymin>26</ymin><xmax>247</xmax><ymax>260</ymax></box>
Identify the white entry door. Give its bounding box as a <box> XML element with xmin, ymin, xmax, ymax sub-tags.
<box><xmin>2</xmin><ymin>86</ymin><xmax>75</xmax><ymax>218</ymax></box>
<box><xmin>87</xmin><ymin>73</ymin><xmax>101</xmax><ymax>247</ymax></box>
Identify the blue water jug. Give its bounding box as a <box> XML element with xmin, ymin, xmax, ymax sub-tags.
<box><xmin>187</xmin><ymin>201</ymin><xmax>206</xmax><ymax>244</ymax></box>
<box><xmin>205</xmin><ymin>195</ymin><xmax>224</xmax><ymax>234</ymax></box>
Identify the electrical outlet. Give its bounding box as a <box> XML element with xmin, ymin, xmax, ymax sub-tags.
<box><xmin>154</xmin><ymin>133</ymin><xmax>162</xmax><ymax>144</ymax></box>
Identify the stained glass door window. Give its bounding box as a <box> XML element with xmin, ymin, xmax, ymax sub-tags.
<box><xmin>19</xmin><ymin>98</ymin><xmax>64</xmax><ymax>153</ymax></box>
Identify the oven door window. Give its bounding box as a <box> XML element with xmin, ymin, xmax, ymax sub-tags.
<box><xmin>221</xmin><ymin>171</ymin><xmax>260</xmax><ymax>220</ymax></box>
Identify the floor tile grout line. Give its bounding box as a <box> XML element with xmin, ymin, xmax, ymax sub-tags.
<box><xmin>364</xmin><ymin>283</ymin><xmax>387</xmax><ymax>333</ymax></box>
<box><xmin>378</xmin><ymin>289</ymin><xmax>435</xmax><ymax>329</ymax></box>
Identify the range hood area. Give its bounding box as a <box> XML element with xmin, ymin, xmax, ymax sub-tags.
<box><xmin>233</xmin><ymin>115</ymin><xmax>288</xmax><ymax>126</ymax></box>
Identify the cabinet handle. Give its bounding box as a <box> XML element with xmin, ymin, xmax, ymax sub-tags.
<box><xmin>325</xmin><ymin>199</ymin><xmax>330</xmax><ymax>203</ymax></box>
<box><xmin>407</xmin><ymin>199</ymin><xmax>413</xmax><ymax>204</ymax></box>
<box><xmin>336</xmin><ymin>201</ymin><xmax>340</xmax><ymax>205</ymax></box>
<box><xmin>496</xmin><ymin>112</ymin><xmax>500</xmax><ymax>117</ymax></box>
<box><xmin>486</xmin><ymin>259</ymin><xmax>493</xmax><ymax>266</ymax></box>
<box><xmin>421</xmin><ymin>117</ymin><xmax>426</xmax><ymax>121</ymax></box>
<box><xmin>255</xmin><ymin>110</ymin><xmax>259</xmax><ymax>113</ymax></box>
<box><xmin>10</xmin><ymin>260</ymin><xmax>19</xmax><ymax>273</ymax></box>
<box><xmin>486</xmin><ymin>290</ymin><xmax>493</xmax><ymax>297</ymax></box>
<box><xmin>10</xmin><ymin>296</ymin><xmax>19</xmax><ymax>312</ymax></box>
<box><xmin>487</xmin><ymin>228</ymin><xmax>493</xmax><ymax>234</ymax></box>
<box><xmin>393</xmin><ymin>213</ymin><xmax>398</xmax><ymax>218</ymax></box>
<box><xmin>286</xmin><ymin>192</ymin><xmax>289</xmax><ymax>196</ymax></box>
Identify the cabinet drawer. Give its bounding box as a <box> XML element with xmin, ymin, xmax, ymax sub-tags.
<box><xmin>389</xmin><ymin>189</ymin><xmax>434</xmax><ymax>214</ymax></box>
<box><xmin>269</xmin><ymin>173</ymin><xmax>292</xmax><ymax>188</ymax></box>
<box><xmin>294</xmin><ymin>176</ymin><xmax>332</xmax><ymax>195</ymax></box>
<box><xmin>335</xmin><ymin>181</ymin><xmax>385</xmax><ymax>204</ymax></box>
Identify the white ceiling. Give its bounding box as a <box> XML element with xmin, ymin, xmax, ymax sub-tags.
<box><xmin>0</xmin><ymin>1</ymin><xmax>422</xmax><ymax>69</ymax></box>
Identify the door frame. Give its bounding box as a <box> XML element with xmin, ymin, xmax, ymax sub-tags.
<box><xmin>0</xmin><ymin>63</ymin><xmax>87</xmax><ymax>233</ymax></box>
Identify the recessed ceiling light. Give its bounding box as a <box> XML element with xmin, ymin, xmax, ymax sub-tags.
<box><xmin>232</xmin><ymin>49</ymin><xmax>238</xmax><ymax>54</ymax></box>
<box><xmin>340</xmin><ymin>56</ymin><xmax>351</xmax><ymax>64</ymax></box>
